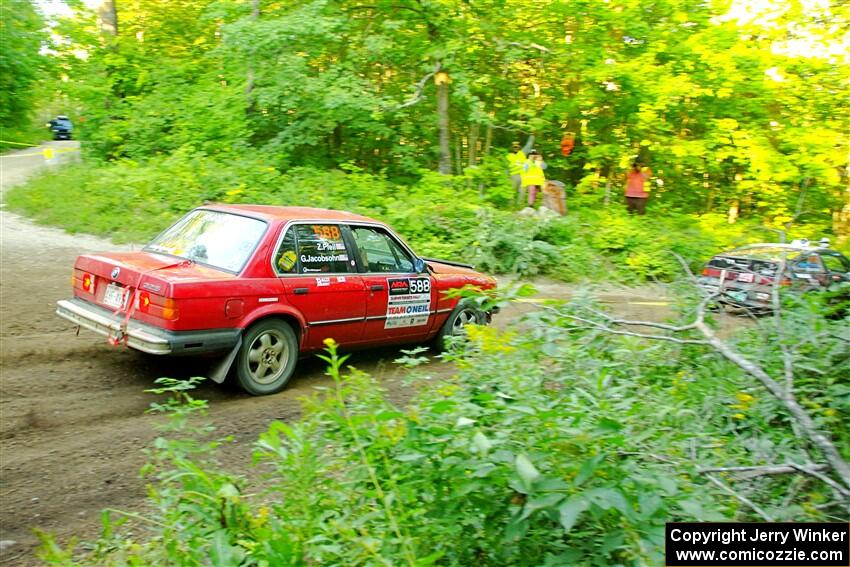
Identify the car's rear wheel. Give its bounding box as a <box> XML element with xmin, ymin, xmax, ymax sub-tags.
<box><xmin>433</xmin><ymin>302</ymin><xmax>484</xmax><ymax>352</ymax></box>
<box><xmin>235</xmin><ymin>319</ymin><xmax>298</xmax><ymax>395</ymax></box>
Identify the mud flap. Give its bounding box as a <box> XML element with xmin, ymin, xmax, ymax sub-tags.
<box><xmin>208</xmin><ymin>335</ymin><xmax>242</xmax><ymax>384</ymax></box>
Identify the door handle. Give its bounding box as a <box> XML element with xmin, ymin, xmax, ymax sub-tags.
<box><xmin>370</xmin><ymin>284</ymin><xmax>385</xmax><ymax>292</ymax></box>
<box><xmin>294</xmin><ymin>287</ymin><xmax>309</xmax><ymax>295</ymax></box>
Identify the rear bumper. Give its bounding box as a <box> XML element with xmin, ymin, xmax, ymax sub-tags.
<box><xmin>698</xmin><ymin>279</ymin><xmax>772</xmax><ymax>309</ymax></box>
<box><xmin>56</xmin><ymin>298</ymin><xmax>240</xmax><ymax>355</ymax></box>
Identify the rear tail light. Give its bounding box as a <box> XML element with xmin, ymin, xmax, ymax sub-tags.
<box><xmin>137</xmin><ymin>291</ymin><xmax>152</xmax><ymax>313</ymax></box>
<box><xmin>702</xmin><ymin>268</ymin><xmax>710</xmax><ymax>276</ymax></box>
<box><xmin>135</xmin><ymin>291</ymin><xmax>178</xmax><ymax>320</ymax></box>
<box><xmin>76</xmin><ymin>271</ymin><xmax>95</xmax><ymax>294</ymax></box>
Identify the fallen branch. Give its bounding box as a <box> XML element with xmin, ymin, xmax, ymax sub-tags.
<box><xmin>789</xmin><ymin>463</ymin><xmax>850</xmax><ymax>500</ymax></box>
<box><xmin>697</xmin><ymin>463</ymin><xmax>828</xmax><ymax>480</ymax></box>
<box><xmin>558</xmin><ymin>311</ymin><xmax>707</xmax><ymax>345</ymax></box>
<box><xmin>560</xmin><ymin>259</ymin><xmax>850</xmax><ymax>490</ymax></box>
<box><xmin>694</xmin><ymin>318</ymin><xmax>850</xmax><ymax>487</ymax></box>
<box><xmin>705</xmin><ymin>474</ymin><xmax>774</xmax><ymax>521</ymax></box>
<box><xmin>668</xmin><ymin>252</ymin><xmax>850</xmax><ymax>488</ymax></box>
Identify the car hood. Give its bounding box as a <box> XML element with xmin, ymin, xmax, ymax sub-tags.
<box><xmin>426</xmin><ymin>259</ymin><xmax>496</xmax><ymax>288</ymax></box>
<box><xmin>426</xmin><ymin>259</ymin><xmax>480</xmax><ymax>276</ymax></box>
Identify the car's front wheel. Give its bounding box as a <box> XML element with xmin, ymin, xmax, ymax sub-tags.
<box><xmin>235</xmin><ymin>319</ymin><xmax>298</xmax><ymax>395</ymax></box>
<box><xmin>433</xmin><ymin>302</ymin><xmax>484</xmax><ymax>352</ymax></box>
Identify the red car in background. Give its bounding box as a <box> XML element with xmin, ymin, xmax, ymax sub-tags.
<box><xmin>56</xmin><ymin>205</ymin><xmax>496</xmax><ymax>395</ymax></box>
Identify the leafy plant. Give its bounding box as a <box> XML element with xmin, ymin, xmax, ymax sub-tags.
<box><xmin>38</xmin><ymin>291</ymin><xmax>848</xmax><ymax>565</ymax></box>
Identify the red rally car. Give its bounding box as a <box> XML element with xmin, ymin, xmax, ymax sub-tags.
<box><xmin>56</xmin><ymin>205</ymin><xmax>497</xmax><ymax>395</ymax></box>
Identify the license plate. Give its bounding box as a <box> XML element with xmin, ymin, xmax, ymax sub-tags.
<box><xmin>737</xmin><ymin>272</ymin><xmax>754</xmax><ymax>283</ymax></box>
<box><xmin>103</xmin><ymin>283</ymin><xmax>128</xmax><ymax>309</ymax></box>
<box><xmin>726</xmin><ymin>290</ymin><xmax>747</xmax><ymax>303</ymax></box>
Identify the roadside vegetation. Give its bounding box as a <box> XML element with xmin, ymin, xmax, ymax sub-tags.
<box><xmin>38</xmin><ymin>289</ymin><xmax>849</xmax><ymax>565</ymax></box>
<box><xmin>4</xmin><ymin>0</ymin><xmax>849</xmax><ymax>265</ymax></box>
<box><xmin>5</xmin><ymin>156</ymin><xmax>843</xmax><ymax>283</ymax></box>
<box><xmin>4</xmin><ymin>0</ymin><xmax>849</xmax><ymax>562</ymax></box>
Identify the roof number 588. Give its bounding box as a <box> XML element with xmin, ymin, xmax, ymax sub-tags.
<box><xmin>311</xmin><ymin>225</ymin><xmax>341</xmax><ymax>240</ymax></box>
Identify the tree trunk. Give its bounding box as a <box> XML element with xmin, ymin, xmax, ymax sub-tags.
<box><xmin>468</xmin><ymin>123</ymin><xmax>479</xmax><ymax>167</ymax></box>
<box><xmin>96</xmin><ymin>1</ymin><xmax>118</xmax><ymax>36</ymax></box>
<box><xmin>245</xmin><ymin>0</ymin><xmax>261</xmax><ymax>112</ymax></box>
<box><xmin>833</xmin><ymin>163</ymin><xmax>850</xmax><ymax>246</ymax></box>
<box><xmin>97</xmin><ymin>0</ymin><xmax>119</xmax><ymax>157</ymax></box>
<box><xmin>435</xmin><ymin>69</ymin><xmax>451</xmax><ymax>175</ymax></box>
<box><xmin>483</xmin><ymin>122</ymin><xmax>493</xmax><ymax>156</ymax></box>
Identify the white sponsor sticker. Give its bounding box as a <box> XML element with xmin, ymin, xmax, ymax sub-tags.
<box><xmin>385</xmin><ymin>277</ymin><xmax>432</xmax><ymax>329</ymax></box>
<box><xmin>316</xmin><ymin>277</ymin><xmax>331</xmax><ymax>287</ymax></box>
<box><xmin>337</xmin><ymin>276</ymin><xmax>346</xmax><ymax>283</ymax></box>
<box><xmin>302</xmin><ymin>253</ymin><xmax>348</xmax><ymax>263</ymax></box>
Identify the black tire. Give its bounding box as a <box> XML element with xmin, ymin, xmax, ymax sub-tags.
<box><xmin>235</xmin><ymin>319</ymin><xmax>298</xmax><ymax>395</ymax></box>
<box><xmin>433</xmin><ymin>302</ymin><xmax>484</xmax><ymax>352</ymax></box>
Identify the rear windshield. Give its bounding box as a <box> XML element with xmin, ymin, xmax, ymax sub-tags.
<box><xmin>725</xmin><ymin>247</ymin><xmax>801</xmax><ymax>261</ymax></box>
<box><xmin>145</xmin><ymin>210</ymin><xmax>267</xmax><ymax>273</ymax></box>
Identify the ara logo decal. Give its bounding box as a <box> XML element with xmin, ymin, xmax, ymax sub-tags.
<box><xmin>111</xmin><ymin>267</ymin><xmax>121</xmax><ymax>279</ymax></box>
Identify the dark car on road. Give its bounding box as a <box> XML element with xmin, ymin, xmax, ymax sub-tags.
<box><xmin>47</xmin><ymin>115</ymin><xmax>73</xmax><ymax>140</ymax></box>
<box><xmin>699</xmin><ymin>239</ymin><xmax>850</xmax><ymax>311</ymax></box>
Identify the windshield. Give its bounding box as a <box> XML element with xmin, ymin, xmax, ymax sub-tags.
<box><xmin>145</xmin><ymin>210</ymin><xmax>267</xmax><ymax>273</ymax></box>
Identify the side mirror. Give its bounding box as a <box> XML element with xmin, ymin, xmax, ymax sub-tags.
<box><xmin>414</xmin><ymin>257</ymin><xmax>427</xmax><ymax>274</ymax></box>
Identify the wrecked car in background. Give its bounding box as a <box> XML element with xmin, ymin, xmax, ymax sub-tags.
<box><xmin>699</xmin><ymin>239</ymin><xmax>850</xmax><ymax>311</ymax></box>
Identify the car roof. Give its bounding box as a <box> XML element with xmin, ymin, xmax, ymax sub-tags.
<box><xmin>200</xmin><ymin>204</ymin><xmax>381</xmax><ymax>225</ymax></box>
<box><xmin>722</xmin><ymin>244</ymin><xmax>832</xmax><ymax>261</ymax></box>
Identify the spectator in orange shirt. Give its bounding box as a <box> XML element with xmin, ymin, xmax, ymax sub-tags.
<box><xmin>625</xmin><ymin>162</ymin><xmax>651</xmax><ymax>215</ymax></box>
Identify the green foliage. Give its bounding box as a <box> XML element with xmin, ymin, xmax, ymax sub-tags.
<box><xmin>9</xmin><ymin>150</ymin><xmax>842</xmax><ymax>281</ymax></box>
<box><xmin>31</xmin><ymin>0</ymin><xmax>849</xmax><ymax>226</ymax></box>
<box><xmin>0</xmin><ymin>0</ymin><xmax>46</xmax><ymax>145</ymax></box>
<box><xmin>38</xmin><ymin>295</ymin><xmax>848</xmax><ymax>565</ymax></box>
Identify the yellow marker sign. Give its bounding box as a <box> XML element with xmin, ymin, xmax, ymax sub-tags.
<box><xmin>43</xmin><ymin>148</ymin><xmax>55</xmax><ymax>160</ymax></box>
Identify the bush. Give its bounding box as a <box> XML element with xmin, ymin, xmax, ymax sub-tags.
<box><xmin>38</xmin><ymin>293</ymin><xmax>848</xmax><ymax>566</ymax></box>
<box><xmin>7</xmin><ymin>151</ymin><xmax>837</xmax><ymax>280</ymax></box>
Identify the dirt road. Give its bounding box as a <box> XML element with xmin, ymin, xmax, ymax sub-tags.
<box><xmin>0</xmin><ymin>143</ymin><xmax>679</xmax><ymax>564</ymax></box>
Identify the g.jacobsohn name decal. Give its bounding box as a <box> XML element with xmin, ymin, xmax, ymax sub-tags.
<box><xmin>666</xmin><ymin>523</ymin><xmax>849</xmax><ymax>566</ymax></box>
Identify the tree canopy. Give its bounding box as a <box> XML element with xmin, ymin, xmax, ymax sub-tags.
<box><xmin>0</xmin><ymin>0</ymin><xmax>46</xmax><ymax>134</ymax></box>
<box><xmin>30</xmin><ymin>0</ymin><xmax>850</xmax><ymax>231</ymax></box>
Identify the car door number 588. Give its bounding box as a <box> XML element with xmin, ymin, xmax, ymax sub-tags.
<box><xmin>410</xmin><ymin>278</ymin><xmax>430</xmax><ymax>294</ymax></box>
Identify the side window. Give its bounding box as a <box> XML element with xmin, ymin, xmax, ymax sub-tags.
<box><xmin>274</xmin><ymin>227</ymin><xmax>298</xmax><ymax>274</ymax></box>
<box><xmin>295</xmin><ymin>224</ymin><xmax>351</xmax><ymax>273</ymax></box>
<box><xmin>793</xmin><ymin>254</ymin><xmax>825</xmax><ymax>273</ymax></box>
<box><xmin>351</xmin><ymin>226</ymin><xmax>414</xmax><ymax>273</ymax></box>
<box><xmin>821</xmin><ymin>253</ymin><xmax>850</xmax><ymax>274</ymax></box>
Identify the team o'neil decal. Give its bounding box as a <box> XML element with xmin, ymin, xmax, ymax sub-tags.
<box><xmin>385</xmin><ymin>277</ymin><xmax>431</xmax><ymax>329</ymax></box>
